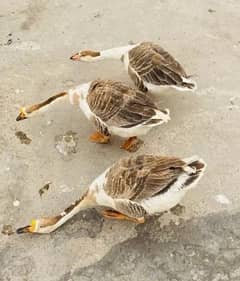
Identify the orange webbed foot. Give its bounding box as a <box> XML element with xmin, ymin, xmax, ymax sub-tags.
<box><xmin>102</xmin><ymin>209</ymin><xmax>145</xmax><ymax>224</ymax></box>
<box><xmin>89</xmin><ymin>132</ymin><xmax>110</xmax><ymax>144</ymax></box>
<box><xmin>120</xmin><ymin>137</ymin><xmax>143</xmax><ymax>152</ymax></box>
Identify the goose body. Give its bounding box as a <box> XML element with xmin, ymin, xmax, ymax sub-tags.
<box><xmin>70</xmin><ymin>79</ymin><xmax>170</xmax><ymax>137</ymax></box>
<box><xmin>16</xmin><ymin>79</ymin><xmax>170</xmax><ymax>151</ymax></box>
<box><xmin>91</xmin><ymin>154</ymin><xmax>206</xmax><ymax>215</ymax></box>
<box><xmin>71</xmin><ymin>42</ymin><xmax>197</xmax><ymax>93</ymax></box>
<box><xmin>17</xmin><ymin>154</ymin><xmax>206</xmax><ymax>234</ymax></box>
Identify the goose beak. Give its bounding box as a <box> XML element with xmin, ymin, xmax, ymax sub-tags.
<box><xmin>16</xmin><ymin>113</ymin><xmax>27</xmax><ymax>121</ymax></box>
<box><xmin>70</xmin><ymin>53</ymin><xmax>81</xmax><ymax>61</ymax></box>
<box><xmin>16</xmin><ymin>225</ymin><xmax>31</xmax><ymax>234</ymax></box>
<box><xmin>16</xmin><ymin>107</ymin><xmax>28</xmax><ymax>121</ymax></box>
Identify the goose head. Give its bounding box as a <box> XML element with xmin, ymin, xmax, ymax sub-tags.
<box><xmin>70</xmin><ymin>50</ymin><xmax>100</xmax><ymax>62</ymax></box>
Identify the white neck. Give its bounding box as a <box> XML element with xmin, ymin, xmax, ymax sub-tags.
<box><xmin>68</xmin><ymin>82</ymin><xmax>90</xmax><ymax>103</ymax></box>
<box><xmin>68</xmin><ymin>82</ymin><xmax>93</xmax><ymax>119</ymax></box>
<box><xmin>94</xmin><ymin>44</ymin><xmax>137</xmax><ymax>61</ymax></box>
<box><xmin>40</xmin><ymin>196</ymin><xmax>94</xmax><ymax>233</ymax></box>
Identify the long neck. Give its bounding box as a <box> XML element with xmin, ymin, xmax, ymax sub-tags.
<box><xmin>29</xmin><ymin>92</ymin><xmax>68</xmax><ymax>114</ymax></box>
<box><xmin>41</xmin><ymin>193</ymin><xmax>95</xmax><ymax>233</ymax></box>
<box><xmin>17</xmin><ymin>92</ymin><xmax>69</xmax><ymax>121</ymax></box>
<box><xmin>95</xmin><ymin>45</ymin><xmax>137</xmax><ymax>61</ymax></box>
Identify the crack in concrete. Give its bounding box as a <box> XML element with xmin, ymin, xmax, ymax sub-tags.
<box><xmin>63</xmin><ymin>211</ymin><xmax>240</xmax><ymax>281</ymax></box>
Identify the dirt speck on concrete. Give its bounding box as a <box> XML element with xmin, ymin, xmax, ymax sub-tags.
<box><xmin>170</xmin><ymin>204</ymin><xmax>186</xmax><ymax>216</ymax></box>
<box><xmin>2</xmin><ymin>225</ymin><xmax>14</xmax><ymax>236</ymax></box>
<box><xmin>208</xmin><ymin>8</ymin><xmax>216</xmax><ymax>13</ymax></box>
<box><xmin>15</xmin><ymin>131</ymin><xmax>32</xmax><ymax>144</ymax></box>
<box><xmin>55</xmin><ymin>130</ymin><xmax>78</xmax><ymax>160</ymax></box>
<box><xmin>93</xmin><ymin>12</ymin><xmax>101</xmax><ymax>18</ymax></box>
<box><xmin>39</xmin><ymin>181</ymin><xmax>52</xmax><ymax>198</ymax></box>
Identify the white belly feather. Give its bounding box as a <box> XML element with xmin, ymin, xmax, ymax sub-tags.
<box><xmin>109</xmin><ymin>125</ymin><xmax>152</xmax><ymax>138</ymax></box>
<box><xmin>140</xmin><ymin>168</ymin><xmax>204</xmax><ymax>215</ymax></box>
<box><xmin>109</xmin><ymin>108</ymin><xmax>170</xmax><ymax>138</ymax></box>
<box><xmin>140</xmin><ymin>190</ymin><xmax>187</xmax><ymax>215</ymax></box>
<box><xmin>144</xmin><ymin>82</ymin><xmax>189</xmax><ymax>94</ymax></box>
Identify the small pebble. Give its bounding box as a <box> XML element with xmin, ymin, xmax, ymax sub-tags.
<box><xmin>174</xmin><ymin>220</ymin><xmax>180</xmax><ymax>226</ymax></box>
<box><xmin>6</xmin><ymin>39</ymin><xmax>12</xmax><ymax>45</ymax></box>
<box><xmin>39</xmin><ymin>182</ymin><xmax>51</xmax><ymax>198</ymax></box>
<box><xmin>93</xmin><ymin>12</ymin><xmax>101</xmax><ymax>18</ymax></box>
<box><xmin>215</xmin><ymin>194</ymin><xmax>231</xmax><ymax>205</ymax></box>
<box><xmin>13</xmin><ymin>200</ymin><xmax>20</xmax><ymax>207</ymax></box>
<box><xmin>2</xmin><ymin>225</ymin><xmax>14</xmax><ymax>236</ymax></box>
<box><xmin>229</xmin><ymin>96</ymin><xmax>236</xmax><ymax>105</ymax></box>
<box><xmin>228</xmin><ymin>97</ymin><xmax>239</xmax><ymax>110</ymax></box>
<box><xmin>208</xmin><ymin>8</ymin><xmax>216</xmax><ymax>13</ymax></box>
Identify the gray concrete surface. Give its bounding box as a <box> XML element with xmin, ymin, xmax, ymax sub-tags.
<box><xmin>0</xmin><ymin>1</ymin><xmax>240</xmax><ymax>280</ymax></box>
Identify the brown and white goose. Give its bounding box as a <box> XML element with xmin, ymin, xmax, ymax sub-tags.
<box><xmin>70</xmin><ymin>42</ymin><xmax>197</xmax><ymax>93</ymax></box>
<box><xmin>16</xmin><ymin>80</ymin><xmax>170</xmax><ymax>152</ymax></box>
<box><xmin>17</xmin><ymin>154</ymin><xmax>206</xmax><ymax>234</ymax></box>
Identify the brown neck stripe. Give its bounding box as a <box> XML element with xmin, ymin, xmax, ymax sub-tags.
<box><xmin>27</xmin><ymin>92</ymin><xmax>67</xmax><ymax>113</ymax></box>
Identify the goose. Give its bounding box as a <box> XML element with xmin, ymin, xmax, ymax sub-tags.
<box><xmin>16</xmin><ymin>154</ymin><xmax>206</xmax><ymax>234</ymax></box>
<box><xmin>70</xmin><ymin>41</ymin><xmax>197</xmax><ymax>93</ymax></box>
<box><xmin>16</xmin><ymin>79</ymin><xmax>170</xmax><ymax>152</ymax></box>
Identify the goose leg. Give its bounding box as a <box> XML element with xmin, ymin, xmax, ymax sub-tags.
<box><xmin>89</xmin><ymin>131</ymin><xmax>110</xmax><ymax>144</ymax></box>
<box><xmin>120</xmin><ymin>137</ymin><xmax>143</xmax><ymax>152</ymax></box>
<box><xmin>102</xmin><ymin>209</ymin><xmax>145</xmax><ymax>224</ymax></box>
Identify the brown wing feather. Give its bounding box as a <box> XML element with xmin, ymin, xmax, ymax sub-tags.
<box><xmin>103</xmin><ymin>155</ymin><xmax>186</xmax><ymax>201</ymax></box>
<box><xmin>87</xmin><ymin>80</ymin><xmax>123</xmax><ymax>121</ymax></box>
<box><xmin>87</xmin><ymin>80</ymin><xmax>158</xmax><ymax>128</ymax></box>
<box><xmin>128</xmin><ymin>42</ymin><xmax>188</xmax><ymax>88</ymax></box>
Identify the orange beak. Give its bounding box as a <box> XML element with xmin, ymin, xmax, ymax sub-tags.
<box><xmin>16</xmin><ymin>107</ymin><xmax>28</xmax><ymax>121</ymax></box>
<box><xmin>16</xmin><ymin>113</ymin><xmax>27</xmax><ymax>121</ymax></box>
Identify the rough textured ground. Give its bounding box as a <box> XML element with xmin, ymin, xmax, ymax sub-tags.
<box><xmin>0</xmin><ymin>1</ymin><xmax>240</xmax><ymax>280</ymax></box>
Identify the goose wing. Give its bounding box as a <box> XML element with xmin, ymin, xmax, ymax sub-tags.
<box><xmin>87</xmin><ymin>80</ymin><xmax>163</xmax><ymax>128</ymax></box>
<box><xmin>128</xmin><ymin>42</ymin><xmax>189</xmax><ymax>87</ymax></box>
<box><xmin>104</xmin><ymin>155</ymin><xmax>185</xmax><ymax>200</ymax></box>
<box><xmin>103</xmin><ymin>155</ymin><xmax>205</xmax><ymax>201</ymax></box>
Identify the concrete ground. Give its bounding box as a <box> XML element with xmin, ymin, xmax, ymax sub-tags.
<box><xmin>1</xmin><ymin>1</ymin><xmax>240</xmax><ymax>280</ymax></box>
